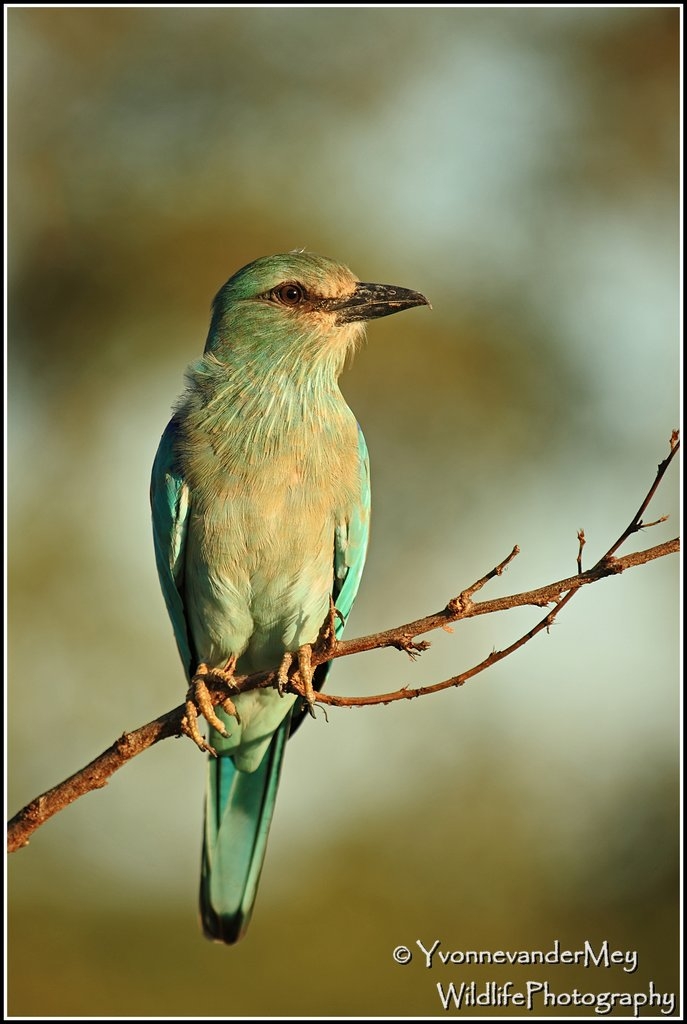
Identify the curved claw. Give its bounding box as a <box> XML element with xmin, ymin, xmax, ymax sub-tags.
<box><xmin>314</xmin><ymin>597</ymin><xmax>341</xmax><ymax>658</ymax></box>
<box><xmin>183</xmin><ymin>660</ymin><xmax>242</xmax><ymax>753</ymax></box>
<box><xmin>189</xmin><ymin>670</ymin><xmax>229</xmax><ymax>737</ymax></box>
<box><xmin>276</xmin><ymin>652</ymin><xmax>293</xmax><ymax>697</ymax></box>
<box><xmin>220</xmin><ymin>696</ymin><xmax>241</xmax><ymax>724</ymax></box>
<box><xmin>297</xmin><ymin>644</ymin><xmax>317</xmax><ymax>719</ymax></box>
<box><xmin>205</xmin><ymin>654</ymin><xmax>239</xmax><ymax>692</ymax></box>
<box><xmin>181</xmin><ymin>703</ymin><xmax>218</xmax><ymax>756</ymax></box>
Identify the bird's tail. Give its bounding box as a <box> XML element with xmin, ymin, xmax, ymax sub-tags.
<box><xmin>200</xmin><ymin>717</ymin><xmax>290</xmax><ymax>943</ymax></box>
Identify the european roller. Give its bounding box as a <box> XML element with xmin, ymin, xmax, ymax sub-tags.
<box><xmin>150</xmin><ymin>252</ymin><xmax>428</xmax><ymax>943</ymax></box>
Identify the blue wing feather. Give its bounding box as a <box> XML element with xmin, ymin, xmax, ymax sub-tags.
<box><xmin>289</xmin><ymin>424</ymin><xmax>370</xmax><ymax>736</ymax></box>
<box><xmin>150</xmin><ymin>417</ymin><xmax>194</xmax><ymax>679</ymax></box>
<box><xmin>333</xmin><ymin>424</ymin><xmax>370</xmax><ymax>632</ymax></box>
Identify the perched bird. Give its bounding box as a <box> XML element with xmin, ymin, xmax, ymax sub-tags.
<box><xmin>150</xmin><ymin>252</ymin><xmax>429</xmax><ymax>943</ymax></box>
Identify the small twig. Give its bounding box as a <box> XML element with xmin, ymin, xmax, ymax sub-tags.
<box><xmin>288</xmin><ymin>541</ymin><xmax>676</xmax><ymax>709</ymax></box>
<box><xmin>603</xmin><ymin>428</ymin><xmax>679</xmax><ymax>559</ymax></box>
<box><xmin>447</xmin><ymin>544</ymin><xmax>520</xmax><ymax>615</ymax></box>
<box><xmin>307</xmin><ymin>432</ymin><xmax>678</xmax><ymax>712</ymax></box>
<box><xmin>577</xmin><ymin>529</ymin><xmax>586</xmax><ymax>575</ymax></box>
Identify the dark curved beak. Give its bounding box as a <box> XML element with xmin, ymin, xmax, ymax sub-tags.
<box><xmin>322</xmin><ymin>282</ymin><xmax>431</xmax><ymax>323</ymax></box>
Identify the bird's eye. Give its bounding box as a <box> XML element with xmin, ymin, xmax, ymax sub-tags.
<box><xmin>272</xmin><ymin>283</ymin><xmax>306</xmax><ymax>306</ymax></box>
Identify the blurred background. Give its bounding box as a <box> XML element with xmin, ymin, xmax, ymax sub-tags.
<box><xmin>7</xmin><ymin>6</ymin><xmax>679</xmax><ymax>1017</ymax></box>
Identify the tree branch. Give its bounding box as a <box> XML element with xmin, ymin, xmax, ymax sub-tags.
<box><xmin>7</xmin><ymin>433</ymin><xmax>679</xmax><ymax>853</ymax></box>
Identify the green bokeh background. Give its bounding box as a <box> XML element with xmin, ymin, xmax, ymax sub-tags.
<box><xmin>7</xmin><ymin>7</ymin><xmax>679</xmax><ymax>1018</ymax></box>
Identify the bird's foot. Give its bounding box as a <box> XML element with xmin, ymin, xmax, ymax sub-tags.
<box><xmin>182</xmin><ymin>659</ymin><xmax>241</xmax><ymax>754</ymax></box>
<box><xmin>273</xmin><ymin>645</ymin><xmax>325</xmax><ymax>720</ymax></box>
<box><xmin>314</xmin><ymin>596</ymin><xmax>343</xmax><ymax>659</ymax></box>
<box><xmin>297</xmin><ymin>644</ymin><xmax>317</xmax><ymax>718</ymax></box>
<box><xmin>276</xmin><ymin>652</ymin><xmax>293</xmax><ymax>697</ymax></box>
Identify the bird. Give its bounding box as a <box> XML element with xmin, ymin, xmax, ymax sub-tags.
<box><xmin>150</xmin><ymin>251</ymin><xmax>429</xmax><ymax>943</ymax></box>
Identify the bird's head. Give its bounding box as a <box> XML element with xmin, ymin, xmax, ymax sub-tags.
<box><xmin>205</xmin><ymin>252</ymin><xmax>429</xmax><ymax>380</ymax></box>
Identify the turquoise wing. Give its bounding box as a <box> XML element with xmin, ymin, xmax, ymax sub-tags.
<box><xmin>150</xmin><ymin>416</ymin><xmax>194</xmax><ymax>679</ymax></box>
<box><xmin>290</xmin><ymin>424</ymin><xmax>370</xmax><ymax>735</ymax></box>
<box><xmin>333</xmin><ymin>424</ymin><xmax>371</xmax><ymax>632</ymax></box>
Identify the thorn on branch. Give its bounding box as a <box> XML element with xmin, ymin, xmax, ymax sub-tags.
<box><xmin>391</xmin><ymin>636</ymin><xmax>431</xmax><ymax>659</ymax></box>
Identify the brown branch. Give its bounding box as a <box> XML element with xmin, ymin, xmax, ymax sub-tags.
<box><xmin>8</xmin><ymin>711</ymin><xmax>183</xmax><ymax>852</ymax></box>
<box><xmin>280</xmin><ymin>540</ymin><xmax>679</xmax><ymax>709</ymax></box>
<box><xmin>227</xmin><ymin>536</ymin><xmax>678</xmax><ymax>693</ymax></box>
<box><xmin>7</xmin><ymin>434</ymin><xmax>679</xmax><ymax>853</ymax></box>
<box><xmin>8</xmin><ymin>536</ymin><xmax>677</xmax><ymax>853</ymax></box>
